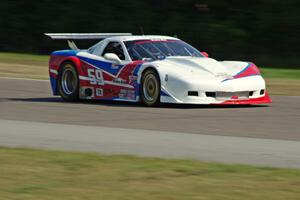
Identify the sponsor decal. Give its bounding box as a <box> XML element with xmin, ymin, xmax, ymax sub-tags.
<box><xmin>216</xmin><ymin>72</ymin><xmax>233</xmax><ymax>80</ymax></box>
<box><xmin>129</xmin><ymin>75</ymin><xmax>137</xmax><ymax>81</ymax></box>
<box><xmin>165</xmin><ymin>74</ymin><xmax>168</xmax><ymax>82</ymax></box>
<box><xmin>231</xmin><ymin>95</ymin><xmax>239</xmax><ymax>100</ymax></box>
<box><xmin>112</xmin><ymin>78</ymin><xmax>127</xmax><ymax>84</ymax></box>
<box><xmin>129</xmin><ymin>75</ymin><xmax>138</xmax><ymax>85</ymax></box>
<box><xmin>119</xmin><ymin>89</ymin><xmax>135</xmax><ymax>100</ymax></box>
<box><xmin>103</xmin><ymin>88</ymin><xmax>119</xmax><ymax>96</ymax></box>
<box><xmin>96</xmin><ymin>88</ymin><xmax>103</xmax><ymax>96</ymax></box>
<box><xmin>111</xmin><ymin>63</ymin><xmax>119</xmax><ymax>69</ymax></box>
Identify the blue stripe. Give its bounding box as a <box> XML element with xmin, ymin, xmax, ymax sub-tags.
<box><xmin>50</xmin><ymin>77</ymin><xmax>58</xmax><ymax>95</ymax></box>
<box><xmin>51</xmin><ymin>50</ymin><xmax>80</xmax><ymax>56</ymax></box>
<box><xmin>234</xmin><ymin>62</ymin><xmax>252</xmax><ymax>77</ymax></box>
<box><xmin>160</xmin><ymin>90</ymin><xmax>171</xmax><ymax>97</ymax></box>
<box><xmin>222</xmin><ymin>62</ymin><xmax>254</xmax><ymax>82</ymax></box>
<box><xmin>133</xmin><ymin>64</ymin><xmax>143</xmax><ymax>76</ymax></box>
<box><xmin>78</xmin><ymin>56</ymin><xmax>124</xmax><ymax>76</ymax></box>
<box><xmin>132</xmin><ymin>64</ymin><xmax>143</xmax><ymax>98</ymax></box>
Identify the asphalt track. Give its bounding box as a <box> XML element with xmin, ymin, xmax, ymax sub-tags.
<box><xmin>0</xmin><ymin>77</ymin><xmax>300</xmax><ymax>168</ymax></box>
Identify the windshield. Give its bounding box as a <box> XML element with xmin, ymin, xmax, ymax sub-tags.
<box><xmin>124</xmin><ymin>40</ymin><xmax>203</xmax><ymax>61</ymax></box>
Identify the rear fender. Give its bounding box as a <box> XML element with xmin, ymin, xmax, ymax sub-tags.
<box><xmin>57</xmin><ymin>56</ymin><xmax>82</xmax><ymax>74</ymax></box>
<box><xmin>49</xmin><ymin>55</ymin><xmax>82</xmax><ymax>95</ymax></box>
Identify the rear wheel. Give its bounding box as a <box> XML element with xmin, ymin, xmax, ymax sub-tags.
<box><xmin>57</xmin><ymin>62</ymin><xmax>79</xmax><ymax>101</ymax></box>
<box><xmin>141</xmin><ymin>69</ymin><xmax>160</xmax><ymax>106</ymax></box>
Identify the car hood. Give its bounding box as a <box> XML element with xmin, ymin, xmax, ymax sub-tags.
<box><xmin>153</xmin><ymin>56</ymin><xmax>231</xmax><ymax>78</ymax></box>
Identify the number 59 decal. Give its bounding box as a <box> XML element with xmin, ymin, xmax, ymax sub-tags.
<box><xmin>87</xmin><ymin>68</ymin><xmax>104</xmax><ymax>85</ymax></box>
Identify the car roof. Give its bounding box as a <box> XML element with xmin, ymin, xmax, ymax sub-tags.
<box><xmin>87</xmin><ymin>35</ymin><xmax>181</xmax><ymax>57</ymax></box>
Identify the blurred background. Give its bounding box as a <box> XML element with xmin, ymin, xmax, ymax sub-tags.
<box><xmin>1</xmin><ymin>1</ymin><xmax>300</xmax><ymax>199</ymax></box>
<box><xmin>0</xmin><ymin>0</ymin><xmax>299</xmax><ymax>68</ymax></box>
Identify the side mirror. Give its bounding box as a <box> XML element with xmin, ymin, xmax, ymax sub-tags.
<box><xmin>104</xmin><ymin>53</ymin><xmax>122</xmax><ymax>64</ymax></box>
<box><xmin>201</xmin><ymin>52</ymin><xmax>209</xmax><ymax>58</ymax></box>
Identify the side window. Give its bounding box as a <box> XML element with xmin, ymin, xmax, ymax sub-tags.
<box><xmin>88</xmin><ymin>45</ymin><xmax>97</xmax><ymax>54</ymax></box>
<box><xmin>102</xmin><ymin>42</ymin><xmax>125</xmax><ymax>60</ymax></box>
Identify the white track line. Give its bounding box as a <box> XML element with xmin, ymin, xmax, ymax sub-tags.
<box><xmin>0</xmin><ymin>76</ymin><xmax>48</xmax><ymax>82</ymax></box>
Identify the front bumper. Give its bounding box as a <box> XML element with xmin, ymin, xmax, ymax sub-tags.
<box><xmin>160</xmin><ymin>75</ymin><xmax>272</xmax><ymax>105</ymax></box>
<box><xmin>212</xmin><ymin>92</ymin><xmax>272</xmax><ymax>105</ymax></box>
<box><xmin>161</xmin><ymin>91</ymin><xmax>272</xmax><ymax>105</ymax></box>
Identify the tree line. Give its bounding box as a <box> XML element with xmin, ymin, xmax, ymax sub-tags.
<box><xmin>0</xmin><ymin>0</ymin><xmax>299</xmax><ymax>68</ymax></box>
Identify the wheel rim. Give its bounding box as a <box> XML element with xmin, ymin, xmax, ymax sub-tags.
<box><xmin>61</xmin><ymin>66</ymin><xmax>77</xmax><ymax>95</ymax></box>
<box><xmin>143</xmin><ymin>73</ymin><xmax>159</xmax><ymax>102</ymax></box>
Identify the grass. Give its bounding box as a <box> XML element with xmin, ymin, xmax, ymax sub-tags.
<box><xmin>0</xmin><ymin>52</ymin><xmax>48</xmax><ymax>80</ymax></box>
<box><xmin>0</xmin><ymin>147</ymin><xmax>300</xmax><ymax>200</ymax></box>
<box><xmin>261</xmin><ymin>68</ymin><xmax>300</xmax><ymax>79</ymax></box>
<box><xmin>0</xmin><ymin>52</ymin><xmax>299</xmax><ymax>95</ymax></box>
<box><xmin>0</xmin><ymin>52</ymin><xmax>48</xmax><ymax>66</ymax></box>
<box><xmin>265</xmin><ymin>78</ymin><xmax>300</xmax><ymax>96</ymax></box>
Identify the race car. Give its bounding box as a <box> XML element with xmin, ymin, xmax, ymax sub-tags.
<box><xmin>45</xmin><ymin>33</ymin><xmax>271</xmax><ymax>106</ymax></box>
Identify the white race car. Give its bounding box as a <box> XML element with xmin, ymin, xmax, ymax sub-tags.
<box><xmin>46</xmin><ymin>33</ymin><xmax>271</xmax><ymax>106</ymax></box>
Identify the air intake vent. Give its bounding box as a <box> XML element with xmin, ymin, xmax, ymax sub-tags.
<box><xmin>205</xmin><ymin>92</ymin><xmax>216</xmax><ymax>98</ymax></box>
<box><xmin>85</xmin><ymin>88</ymin><xmax>93</xmax><ymax>97</ymax></box>
<box><xmin>260</xmin><ymin>89</ymin><xmax>265</xmax><ymax>95</ymax></box>
<box><xmin>188</xmin><ymin>91</ymin><xmax>198</xmax><ymax>96</ymax></box>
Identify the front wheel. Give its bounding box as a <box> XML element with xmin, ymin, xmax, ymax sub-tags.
<box><xmin>57</xmin><ymin>62</ymin><xmax>79</xmax><ymax>102</ymax></box>
<box><xmin>140</xmin><ymin>69</ymin><xmax>160</xmax><ymax>106</ymax></box>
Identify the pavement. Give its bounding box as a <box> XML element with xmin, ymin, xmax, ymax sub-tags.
<box><xmin>0</xmin><ymin>77</ymin><xmax>300</xmax><ymax>168</ymax></box>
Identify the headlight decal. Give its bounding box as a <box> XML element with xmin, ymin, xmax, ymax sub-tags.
<box><xmin>222</xmin><ymin>62</ymin><xmax>260</xmax><ymax>82</ymax></box>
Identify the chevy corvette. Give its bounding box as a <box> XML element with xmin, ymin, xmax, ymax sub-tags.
<box><xmin>45</xmin><ymin>33</ymin><xmax>271</xmax><ymax>106</ymax></box>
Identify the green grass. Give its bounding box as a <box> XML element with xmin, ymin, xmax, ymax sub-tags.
<box><xmin>0</xmin><ymin>52</ymin><xmax>48</xmax><ymax>66</ymax></box>
<box><xmin>261</xmin><ymin>68</ymin><xmax>300</xmax><ymax>79</ymax></box>
<box><xmin>0</xmin><ymin>52</ymin><xmax>299</xmax><ymax>95</ymax></box>
<box><xmin>0</xmin><ymin>52</ymin><xmax>49</xmax><ymax>79</ymax></box>
<box><xmin>0</xmin><ymin>147</ymin><xmax>300</xmax><ymax>200</ymax></box>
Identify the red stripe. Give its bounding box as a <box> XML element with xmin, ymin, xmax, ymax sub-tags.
<box><xmin>234</xmin><ymin>63</ymin><xmax>260</xmax><ymax>79</ymax></box>
<box><xmin>216</xmin><ymin>92</ymin><xmax>272</xmax><ymax>105</ymax></box>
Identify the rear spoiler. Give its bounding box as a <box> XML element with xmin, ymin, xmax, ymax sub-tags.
<box><xmin>44</xmin><ymin>33</ymin><xmax>132</xmax><ymax>50</ymax></box>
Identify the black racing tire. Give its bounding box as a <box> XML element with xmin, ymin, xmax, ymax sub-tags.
<box><xmin>140</xmin><ymin>69</ymin><xmax>160</xmax><ymax>106</ymax></box>
<box><xmin>57</xmin><ymin>62</ymin><xmax>79</xmax><ymax>102</ymax></box>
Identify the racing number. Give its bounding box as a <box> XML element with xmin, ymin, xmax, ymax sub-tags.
<box><xmin>87</xmin><ymin>68</ymin><xmax>104</xmax><ymax>85</ymax></box>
